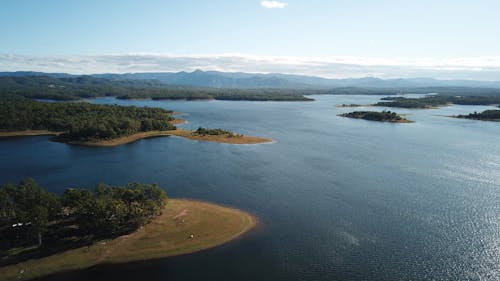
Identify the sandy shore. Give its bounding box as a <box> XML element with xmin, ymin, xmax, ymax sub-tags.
<box><xmin>0</xmin><ymin>129</ymin><xmax>272</xmax><ymax>146</ymax></box>
<box><xmin>1</xmin><ymin>116</ymin><xmax>271</xmax><ymax>147</ymax></box>
<box><xmin>166</xmin><ymin>129</ymin><xmax>273</xmax><ymax>144</ymax></box>
<box><xmin>73</xmin><ymin>129</ymin><xmax>272</xmax><ymax>147</ymax></box>
<box><xmin>0</xmin><ymin>130</ymin><xmax>62</xmax><ymax>137</ymax></box>
<box><xmin>0</xmin><ymin>199</ymin><xmax>257</xmax><ymax>281</ymax></box>
<box><xmin>70</xmin><ymin>131</ymin><xmax>175</xmax><ymax>147</ymax></box>
<box><xmin>168</xmin><ymin>118</ymin><xmax>187</xmax><ymax>125</ymax></box>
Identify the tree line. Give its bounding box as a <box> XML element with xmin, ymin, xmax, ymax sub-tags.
<box><xmin>0</xmin><ymin>179</ymin><xmax>167</xmax><ymax>255</ymax></box>
<box><xmin>0</xmin><ymin>75</ymin><xmax>312</xmax><ymax>101</ymax></box>
<box><xmin>0</xmin><ymin>98</ymin><xmax>176</xmax><ymax>142</ymax></box>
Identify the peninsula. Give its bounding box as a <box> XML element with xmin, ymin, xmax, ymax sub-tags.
<box><xmin>339</xmin><ymin>110</ymin><xmax>413</xmax><ymax>123</ymax></box>
<box><xmin>0</xmin><ymin>98</ymin><xmax>272</xmax><ymax>145</ymax></box>
<box><xmin>0</xmin><ymin>180</ymin><xmax>257</xmax><ymax>281</ymax></box>
<box><xmin>454</xmin><ymin>109</ymin><xmax>500</xmax><ymax>122</ymax></box>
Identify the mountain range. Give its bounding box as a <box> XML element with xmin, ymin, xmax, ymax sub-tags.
<box><xmin>1</xmin><ymin>70</ymin><xmax>500</xmax><ymax>89</ymax></box>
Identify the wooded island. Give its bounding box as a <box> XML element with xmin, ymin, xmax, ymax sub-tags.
<box><xmin>339</xmin><ymin>110</ymin><xmax>413</xmax><ymax>123</ymax></box>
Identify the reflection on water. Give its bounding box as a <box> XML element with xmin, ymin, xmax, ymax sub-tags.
<box><xmin>1</xmin><ymin>95</ymin><xmax>499</xmax><ymax>281</ymax></box>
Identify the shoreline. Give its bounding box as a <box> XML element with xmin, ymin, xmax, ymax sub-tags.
<box><xmin>449</xmin><ymin>115</ymin><xmax>500</xmax><ymax>122</ymax></box>
<box><xmin>165</xmin><ymin>129</ymin><xmax>273</xmax><ymax>144</ymax></box>
<box><xmin>0</xmin><ymin>199</ymin><xmax>257</xmax><ymax>281</ymax></box>
<box><xmin>68</xmin><ymin>131</ymin><xmax>176</xmax><ymax>147</ymax></box>
<box><xmin>1</xmin><ymin>129</ymin><xmax>273</xmax><ymax>146</ymax></box>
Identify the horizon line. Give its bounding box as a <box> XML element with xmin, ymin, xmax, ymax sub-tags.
<box><xmin>2</xmin><ymin>53</ymin><xmax>500</xmax><ymax>81</ymax></box>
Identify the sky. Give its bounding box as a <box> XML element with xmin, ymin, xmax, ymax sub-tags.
<box><xmin>1</xmin><ymin>0</ymin><xmax>500</xmax><ymax>79</ymax></box>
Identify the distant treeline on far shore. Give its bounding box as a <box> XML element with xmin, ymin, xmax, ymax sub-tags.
<box><xmin>3</xmin><ymin>75</ymin><xmax>500</xmax><ymax>102</ymax></box>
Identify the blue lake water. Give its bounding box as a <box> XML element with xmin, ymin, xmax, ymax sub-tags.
<box><xmin>1</xmin><ymin>95</ymin><xmax>499</xmax><ymax>281</ymax></box>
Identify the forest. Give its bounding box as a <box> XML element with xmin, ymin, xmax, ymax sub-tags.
<box><xmin>0</xmin><ymin>76</ymin><xmax>313</xmax><ymax>101</ymax></box>
<box><xmin>3</xmin><ymin>75</ymin><xmax>500</xmax><ymax>102</ymax></box>
<box><xmin>0</xmin><ymin>98</ymin><xmax>176</xmax><ymax>142</ymax></box>
<box><xmin>0</xmin><ymin>179</ymin><xmax>167</xmax><ymax>265</ymax></box>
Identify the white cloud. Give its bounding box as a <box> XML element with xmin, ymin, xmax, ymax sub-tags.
<box><xmin>1</xmin><ymin>53</ymin><xmax>500</xmax><ymax>80</ymax></box>
<box><xmin>260</xmin><ymin>1</ymin><xmax>287</xmax><ymax>9</ymax></box>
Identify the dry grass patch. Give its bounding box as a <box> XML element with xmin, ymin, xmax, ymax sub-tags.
<box><xmin>167</xmin><ymin>129</ymin><xmax>272</xmax><ymax>144</ymax></box>
<box><xmin>0</xmin><ymin>199</ymin><xmax>256</xmax><ymax>281</ymax></box>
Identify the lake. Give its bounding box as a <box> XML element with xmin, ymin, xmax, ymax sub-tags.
<box><xmin>1</xmin><ymin>95</ymin><xmax>498</xmax><ymax>281</ymax></box>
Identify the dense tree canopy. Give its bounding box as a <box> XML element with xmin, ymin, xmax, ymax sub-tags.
<box><xmin>0</xmin><ymin>98</ymin><xmax>176</xmax><ymax>142</ymax></box>
<box><xmin>0</xmin><ymin>180</ymin><xmax>167</xmax><ymax>253</ymax></box>
<box><xmin>339</xmin><ymin>111</ymin><xmax>409</xmax><ymax>122</ymax></box>
<box><xmin>0</xmin><ymin>179</ymin><xmax>60</xmax><ymax>247</ymax></box>
<box><xmin>0</xmin><ymin>76</ymin><xmax>313</xmax><ymax>101</ymax></box>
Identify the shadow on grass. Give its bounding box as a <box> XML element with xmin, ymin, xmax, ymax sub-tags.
<box><xmin>1</xmin><ymin>219</ymin><xmax>136</xmax><ymax>267</ymax></box>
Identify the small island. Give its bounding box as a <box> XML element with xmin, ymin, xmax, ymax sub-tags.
<box><xmin>453</xmin><ymin>109</ymin><xmax>500</xmax><ymax>122</ymax></box>
<box><xmin>166</xmin><ymin>127</ymin><xmax>272</xmax><ymax>144</ymax></box>
<box><xmin>338</xmin><ymin>110</ymin><xmax>413</xmax><ymax>123</ymax></box>
<box><xmin>0</xmin><ymin>98</ymin><xmax>272</xmax><ymax>146</ymax></box>
<box><xmin>336</xmin><ymin>103</ymin><xmax>371</xmax><ymax>108</ymax></box>
<box><xmin>0</xmin><ymin>180</ymin><xmax>256</xmax><ymax>281</ymax></box>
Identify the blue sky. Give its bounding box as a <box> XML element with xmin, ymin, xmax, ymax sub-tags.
<box><xmin>1</xmin><ymin>0</ymin><xmax>500</xmax><ymax>79</ymax></box>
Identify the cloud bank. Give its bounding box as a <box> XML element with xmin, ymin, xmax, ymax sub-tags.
<box><xmin>1</xmin><ymin>53</ymin><xmax>500</xmax><ymax>80</ymax></box>
<box><xmin>260</xmin><ymin>1</ymin><xmax>287</xmax><ymax>9</ymax></box>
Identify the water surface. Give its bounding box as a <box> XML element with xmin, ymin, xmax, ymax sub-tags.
<box><xmin>1</xmin><ymin>95</ymin><xmax>498</xmax><ymax>281</ymax></box>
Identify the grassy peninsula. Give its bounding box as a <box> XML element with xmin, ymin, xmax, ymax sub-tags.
<box><xmin>454</xmin><ymin>109</ymin><xmax>500</xmax><ymax>122</ymax></box>
<box><xmin>0</xmin><ymin>180</ymin><xmax>256</xmax><ymax>281</ymax></box>
<box><xmin>339</xmin><ymin>110</ymin><xmax>413</xmax><ymax>123</ymax></box>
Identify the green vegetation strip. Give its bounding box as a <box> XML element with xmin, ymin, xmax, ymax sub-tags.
<box><xmin>0</xmin><ymin>76</ymin><xmax>312</xmax><ymax>101</ymax></box>
<box><xmin>0</xmin><ymin>199</ymin><xmax>256</xmax><ymax>281</ymax></box>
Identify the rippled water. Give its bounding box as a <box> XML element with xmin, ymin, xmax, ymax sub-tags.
<box><xmin>1</xmin><ymin>95</ymin><xmax>498</xmax><ymax>281</ymax></box>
